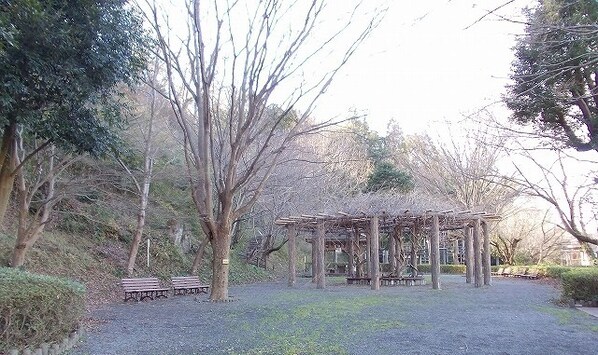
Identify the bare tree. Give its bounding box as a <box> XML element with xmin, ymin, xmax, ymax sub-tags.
<box><xmin>9</xmin><ymin>133</ymin><xmax>77</xmax><ymax>267</ymax></box>
<box><xmin>241</xmin><ymin>126</ymin><xmax>373</xmax><ymax>268</ymax></box>
<box><xmin>506</xmin><ymin>148</ymin><xmax>598</xmax><ymax>246</ymax></box>
<box><xmin>491</xmin><ymin>207</ymin><xmax>565</xmax><ymax>265</ymax></box>
<box><xmin>401</xmin><ymin>128</ymin><xmax>517</xmax><ymax>213</ymax></box>
<box><xmin>491</xmin><ymin>222</ymin><xmax>525</xmax><ymax>266</ymax></box>
<box><xmin>521</xmin><ymin>210</ymin><xmax>567</xmax><ymax>264</ymax></box>
<box><xmin>118</xmin><ymin>62</ymin><xmax>175</xmax><ymax>276</ymax></box>
<box><xmin>141</xmin><ymin>0</ymin><xmax>383</xmax><ymax>300</ymax></box>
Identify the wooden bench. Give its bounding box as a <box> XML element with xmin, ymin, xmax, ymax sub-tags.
<box><xmin>402</xmin><ymin>275</ymin><xmax>425</xmax><ymax>286</ymax></box>
<box><xmin>347</xmin><ymin>277</ymin><xmax>371</xmax><ymax>285</ymax></box>
<box><xmin>513</xmin><ymin>267</ymin><xmax>528</xmax><ymax>278</ymax></box>
<box><xmin>172</xmin><ymin>276</ymin><xmax>210</xmax><ymax>295</ymax></box>
<box><xmin>491</xmin><ymin>267</ymin><xmax>505</xmax><ymax>276</ymax></box>
<box><xmin>352</xmin><ymin>276</ymin><xmax>426</xmax><ymax>286</ymax></box>
<box><xmin>524</xmin><ymin>268</ymin><xmax>540</xmax><ymax>279</ymax></box>
<box><xmin>380</xmin><ymin>276</ymin><xmax>403</xmax><ymax>286</ymax></box>
<box><xmin>121</xmin><ymin>277</ymin><xmax>169</xmax><ymax>302</ymax></box>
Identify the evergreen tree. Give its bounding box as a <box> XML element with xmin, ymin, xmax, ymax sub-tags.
<box><xmin>505</xmin><ymin>0</ymin><xmax>598</xmax><ymax>152</ymax></box>
<box><xmin>0</xmin><ymin>0</ymin><xmax>147</xmax><ymax>223</ymax></box>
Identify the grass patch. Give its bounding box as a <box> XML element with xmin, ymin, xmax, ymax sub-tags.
<box><xmin>536</xmin><ymin>304</ymin><xmax>598</xmax><ymax>333</ymax></box>
<box><xmin>536</xmin><ymin>305</ymin><xmax>575</xmax><ymax>325</ymax></box>
<box><xmin>233</xmin><ymin>292</ymin><xmax>405</xmax><ymax>354</ymax></box>
<box><xmin>325</xmin><ymin>275</ymin><xmax>348</xmax><ymax>285</ymax></box>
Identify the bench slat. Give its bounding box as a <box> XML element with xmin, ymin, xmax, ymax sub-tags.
<box><xmin>121</xmin><ymin>277</ymin><xmax>168</xmax><ymax>302</ymax></box>
<box><xmin>171</xmin><ymin>276</ymin><xmax>210</xmax><ymax>295</ymax></box>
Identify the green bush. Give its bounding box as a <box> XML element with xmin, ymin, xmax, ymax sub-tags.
<box><xmin>560</xmin><ymin>268</ymin><xmax>598</xmax><ymax>303</ymax></box>
<box><xmin>544</xmin><ymin>265</ymin><xmax>573</xmax><ymax>279</ymax></box>
<box><xmin>441</xmin><ymin>264</ymin><xmax>466</xmax><ymax>274</ymax></box>
<box><xmin>416</xmin><ymin>264</ymin><xmax>466</xmax><ymax>274</ymax></box>
<box><xmin>417</xmin><ymin>264</ymin><xmax>430</xmax><ymax>273</ymax></box>
<box><xmin>0</xmin><ymin>267</ymin><xmax>85</xmax><ymax>352</ymax></box>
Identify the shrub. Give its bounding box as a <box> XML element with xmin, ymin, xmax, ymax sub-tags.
<box><xmin>544</xmin><ymin>265</ymin><xmax>573</xmax><ymax>279</ymax></box>
<box><xmin>0</xmin><ymin>267</ymin><xmax>85</xmax><ymax>352</ymax></box>
<box><xmin>417</xmin><ymin>264</ymin><xmax>430</xmax><ymax>273</ymax></box>
<box><xmin>560</xmin><ymin>268</ymin><xmax>598</xmax><ymax>303</ymax></box>
<box><xmin>416</xmin><ymin>264</ymin><xmax>466</xmax><ymax>274</ymax></box>
<box><xmin>440</xmin><ymin>264</ymin><xmax>466</xmax><ymax>274</ymax></box>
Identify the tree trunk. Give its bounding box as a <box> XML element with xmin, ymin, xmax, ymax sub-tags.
<box><xmin>452</xmin><ymin>239</ymin><xmax>459</xmax><ymax>264</ymax></box>
<box><xmin>210</xmin><ymin>226</ymin><xmax>232</xmax><ymax>301</ymax></box>
<box><xmin>191</xmin><ymin>236</ymin><xmax>210</xmax><ymax>274</ymax></box>
<box><xmin>126</xmin><ymin>169</ymin><xmax>151</xmax><ymax>276</ymax></box>
<box><xmin>11</xmin><ymin>170</ymin><xmax>31</xmax><ymax>267</ymax></box>
<box><xmin>10</xmin><ymin>145</ymin><xmax>56</xmax><ymax>267</ymax></box>
<box><xmin>10</xmin><ymin>241</ymin><xmax>30</xmax><ymax>267</ymax></box>
<box><xmin>0</xmin><ymin>122</ymin><xmax>18</xmax><ymax>226</ymax></box>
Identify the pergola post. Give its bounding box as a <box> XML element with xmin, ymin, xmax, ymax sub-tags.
<box><xmin>370</xmin><ymin>216</ymin><xmax>380</xmax><ymax>290</ymax></box>
<box><xmin>389</xmin><ymin>229</ymin><xmax>396</xmax><ymax>273</ymax></box>
<box><xmin>431</xmin><ymin>214</ymin><xmax>441</xmax><ymax>290</ymax></box>
<box><xmin>473</xmin><ymin>218</ymin><xmax>483</xmax><ymax>288</ymax></box>
<box><xmin>287</xmin><ymin>226</ymin><xmax>297</xmax><ymax>287</ymax></box>
<box><xmin>482</xmin><ymin>220</ymin><xmax>492</xmax><ymax>286</ymax></box>
<box><xmin>353</xmin><ymin>226</ymin><xmax>363</xmax><ymax>277</ymax></box>
<box><xmin>311</xmin><ymin>233</ymin><xmax>316</xmax><ymax>283</ymax></box>
<box><xmin>410</xmin><ymin>225</ymin><xmax>418</xmax><ymax>277</ymax></box>
<box><xmin>366</xmin><ymin>231</ymin><xmax>371</xmax><ymax>277</ymax></box>
<box><xmin>347</xmin><ymin>233</ymin><xmax>355</xmax><ymax>277</ymax></box>
<box><xmin>316</xmin><ymin>221</ymin><xmax>326</xmax><ymax>289</ymax></box>
<box><xmin>464</xmin><ymin>225</ymin><xmax>473</xmax><ymax>283</ymax></box>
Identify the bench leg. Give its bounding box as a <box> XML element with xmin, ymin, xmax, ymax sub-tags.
<box><xmin>139</xmin><ymin>291</ymin><xmax>154</xmax><ymax>301</ymax></box>
<box><xmin>124</xmin><ymin>291</ymin><xmax>138</xmax><ymax>302</ymax></box>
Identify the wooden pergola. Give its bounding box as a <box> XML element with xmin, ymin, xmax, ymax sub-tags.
<box><xmin>277</xmin><ymin>207</ymin><xmax>500</xmax><ymax>291</ymax></box>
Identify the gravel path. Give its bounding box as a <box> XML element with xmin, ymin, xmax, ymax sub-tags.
<box><xmin>72</xmin><ymin>275</ymin><xmax>598</xmax><ymax>355</ymax></box>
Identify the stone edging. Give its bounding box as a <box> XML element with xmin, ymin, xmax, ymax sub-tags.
<box><xmin>6</xmin><ymin>328</ymin><xmax>86</xmax><ymax>355</ymax></box>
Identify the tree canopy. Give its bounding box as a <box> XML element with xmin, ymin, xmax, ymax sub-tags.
<box><xmin>0</xmin><ymin>0</ymin><xmax>147</xmax><ymax>155</ymax></box>
<box><xmin>505</xmin><ymin>0</ymin><xmax>598</xmax><ymax>152</ymax></box>
<box><xmin>0</xmin><ymin>0</ymin><xmax>147</xmax><ymax>225</ymax></box>
<box><xmin>347</xmin><ymin>119</ymin><xmax>414</xmax><ymax>193</ymax></box>
<box><xmin>365</xmin><ymin>162</ymin><xmax>414</xmax><ymax>193</ymax></box>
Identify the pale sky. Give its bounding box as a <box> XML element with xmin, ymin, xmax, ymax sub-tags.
<box><xmin>155</xmin><ymin>0</ymin><xmax>531</xmax><ymax>136</ymax></box>
<box><xmin>313</xmin><ymin>0</ymin><xmax>532</xmax><ymax>135</ymax></box>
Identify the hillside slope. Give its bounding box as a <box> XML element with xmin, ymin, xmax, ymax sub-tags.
<box><xmin>0</xmin><ymin>224</ymin><xmax>280</xmax><ymax>308</ymax></box>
